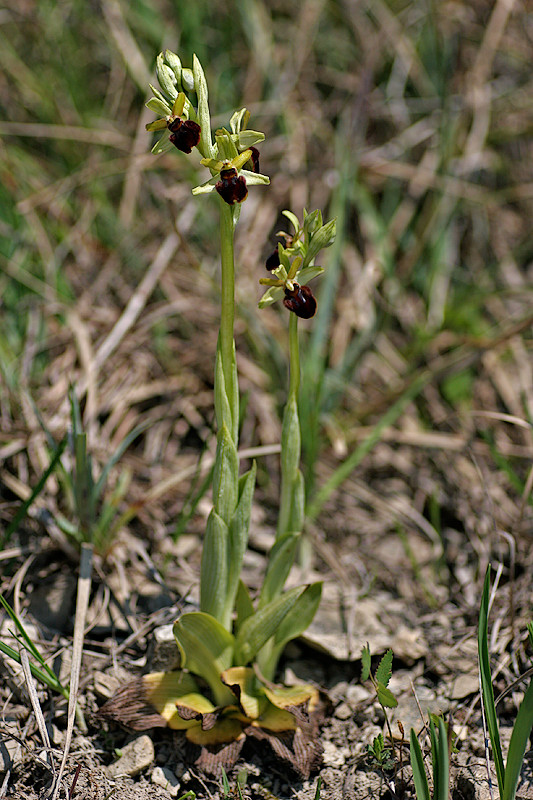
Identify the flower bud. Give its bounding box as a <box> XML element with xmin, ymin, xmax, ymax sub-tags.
<box><xmin>156</xmin><ymin>53</ymin><xmax>178</xmax><ymax>100</ymax></box>
<box><xmin>283</xmin><ymin>284</ymin><xmax>317</xmax><ymax>318</ymax></box>
<box><xmin>164</xmin><ymin>50</ymin><xmax>182</xmax><ymax>88</ymax></box>
<box><xmin>181</xmin><ymin>68</ymin><xmax>195</xmax><ymax>92</ymax></box>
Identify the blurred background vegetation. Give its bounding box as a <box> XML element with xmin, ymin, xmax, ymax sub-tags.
<box><xmin>1</xmin><ymin>0</ymin><xmax>532</xmax><ymax>587</ymax></box>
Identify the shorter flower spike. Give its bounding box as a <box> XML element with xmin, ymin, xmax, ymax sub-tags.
<box><xmin>216</xmin><ymin>165</ymin><xmax>248</xmax><ymax>205</ymax></box>
<box><xmin>168</xmin><ymin>117</ymin><xmax>201</xmax><ymax>154</ymax></box>
<box><xmin>283</xmin><ymin>284</ymin><xmax>317</xmax><ymax>319</ymax></box>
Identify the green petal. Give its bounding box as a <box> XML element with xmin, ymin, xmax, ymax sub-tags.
<box><xmin>258</xmin><ymin>286</ymin><xmax>284</xmax><ymax>308</ymax></box>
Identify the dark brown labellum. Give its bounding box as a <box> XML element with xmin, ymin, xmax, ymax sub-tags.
<box><xmin>265</xmin><ymin>247</ymin><xmax>280</xmax><ymax>271</ymax></box>
<box><xmin>248</xmin><ymin>146</ymin><xmax>260</xmax><ymax>173</ymax></box>
<box><xmin>283</xmin><ymin>283</ymin><xmax>317</xmax><ymax>318</ymax></box>
<box><xmin>215</xmin><ymin>166</ymin><xmax>248</xmax><ymax>205</ymax></box>
<box><xmin>167</xmin><ymin>117</ymin><xmax>201</xmax><ymax>154</ymax></box>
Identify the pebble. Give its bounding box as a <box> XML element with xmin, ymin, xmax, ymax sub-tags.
<box><xmin>106</xmin><ymin>735</ymin><xmax>155</xmax><ymax>778</ymax></box>
<box><xmin>151</xmin><ymin>766</ymin><xmax>181</xmax><ymax>796</ymax></box>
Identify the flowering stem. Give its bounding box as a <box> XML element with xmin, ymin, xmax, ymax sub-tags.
<box><xmin>288</xmin><ymin>312</ymin><xmax>300</xmax><ymax>402</ymax></box>
<box><xmin>219</xmin><ymin>201</ymin><xmax>238</xmax><ymax>443</ymax></box>
<box><xmin>277</xmin><ymin>313</ymin><xmax>303</xmax><ymax>539</ymax></box>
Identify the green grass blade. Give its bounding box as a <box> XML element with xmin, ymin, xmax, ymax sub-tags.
<box><xmin>0</xmin><ymin>595</ymin><xmax>59</xmax><ymax>684</ymax></box>
<box><xmin>410</xmin><ymin>729</ymin><xmax>431</xmax><ymax>800</ymax></box>
<box><xmin>0</xmin><ymin>641</ymin><xmax>66</xmax><ymax>696</ymax></box>
<box><xmin>502</xmin><ymin>679</ymin><xmax>533</xmax><ymax>800</ymax></box>
<box><xmin>2</xmin><ymin>436</ymin><xmax>67</xmax><ymax>547</ymax></box>
<box><xmin>435</xmin><ymin>717</ymin><xmax>449</xmax><ymax>800</ymax></box>
<box><xmin>478</xmin><ymin>566</ymin><xmax>505</xmax><ymax>798</ymax></box>
<box><xmin>93</xmin><ymin>421</ymin><xmax>149</xmax><ymax>503</ymax></box>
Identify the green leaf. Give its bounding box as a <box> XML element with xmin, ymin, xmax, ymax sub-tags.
<box><xmin>234</xmin><ymin>586</ymin><xmax>304</xmax><ymax>664</ymax></box>
<box><xmin>375</xmin><ymin>648</ymin><xmax>393</xmax><ymax>687</ymax></box>
<box><xmin>478</xmin><ymin>566</ymin><xmax>505</xmax><ymax>799</ymax></box>
<box><xmin>200</xmin><ymin>509</ymin><xmax>229</xmax><ymax>624</ymax></box>
<box><xmin>94</xmin><ymin>421</ymin><xmax>148</xmax><ymax>504</ymax></box>
<box><xmin>212</xmin><ymin>423</ymin><xmax>238</xmax><ymax>523</ymax></box>
<box><xmin>361</xmin><ymin>645</ymin><xmax>371</xmax><ymax>682</ymax></box>
<box><xmin>259</xmin><ymin>531</ymin><xmax>299</xmax><ymax>608</ymax></box>
<box><xmin>3</xmin><ymin>436</ymin><xmax>67</xmax><ymax>547</ymax></box>
<box><xmin>503</xmin><ymin>678</ymin><xmax>533</xmax><ymax>800</ymax></box>
<box><xmin>226</xmin><ymin>463</ymin><xmax>256</xmax><ymax>619</ymax></box>
<box><xmin>192</xmin><ymin>54</ymin><xmax>214</xmax><ymax>159</ymax></box>
<box><xmin>376</xmin><ymin>682</ymin><xmax>398</xmax><ymax>708</ymax></box>
<box><xmin>410</xmin><ymin>729</ymin><xmax>431</xmax><ymax>800</ymax></box>
<box><xmin>173</xmin><ymin>612</ymin><xmax>235</xmax><ymax>706</ymax></box>
<box><xmin>258</xmin><ymin>583</ymin><xmax>322</xmax><ymax>681</ymax></box>
<box><xmin>235</xmin><ymin>580</ymin><xmax>254</xmax><ymax>631</ymax></box>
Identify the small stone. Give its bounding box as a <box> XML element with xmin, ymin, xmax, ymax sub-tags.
<box><xmin>346</xmin><ymin>685</ymin><xmax>371</xmax><ymax>706</ymax></box>
<box><xmin>152</xmin><ymin>766</ymin><xmax>180</xmax><ymax>797</ymax></box>
<box><xmin>450</xmin><ymin>673</ymin><xmax>479</xmax><ymax>700</ymax></box>
<box><xmin>322</xmin><ymin>740</ymin><xmax>348</xmax><ymax>768</ymax></box>
<box><xmin>106</xmin><ymin>735</ymin><xmax>154</xmax><ymax>778</ymax></box>
<box><xmin>334</xmin><ymin>702</ymin><xmax>353</xmax><ymax>721</ymax></box>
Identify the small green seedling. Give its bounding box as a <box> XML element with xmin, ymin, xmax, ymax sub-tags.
<box><xmin>367</xmin><ymin>732</ymin><xmax>396</xmax><ymax>772</ymax></box>
<box><xmin>410</xmin><ymin>716</ymin><xmax>449</xmax><ymax>800</ymax></box>
<box><xmin>361</xmin><ymin>645</ymin><xmax>399</xmax><ymax>770</ymax></box>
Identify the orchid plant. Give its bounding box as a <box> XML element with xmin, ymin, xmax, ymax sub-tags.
<box><xmin>101</xmin><ymin>51</ymin><xmax>336</xmax><ymax>778</ymax></box>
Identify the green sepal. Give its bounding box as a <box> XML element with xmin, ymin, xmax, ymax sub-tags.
<box><xmin>258</xmin><ymin>582</ymin><xmax>322</xmax><ymax>680</ymax></box>
<box><xmin>151</xmin><ymin>130</ymin><xmax>174</xmax><ymax>155</ymax></box>
<box><xmin>258</xmin><ymin>285</ymin><xmax>284</xmax><ymax>308</ymax></box>
<box><xmin>193</xmin><ymin>54</ymin><xmax>214</xmax><ymax>159</ymax></box>
<box><xmin>215</xmin><ymin>128</ymin><xmax>239</xmax><ymax>161</ymax></box>
<box><xmin>240</xmin><ymin>169</ymin><xmax>269</xmax><ymax>186</ymax></box>
<box><xmin>146</xmin><ymin>98</ymin><xmax>171</xmax><ymax>117</ymax></box>
<box><xmin>234</xmin><ymin>586</ymin><xmax>304</xmax><ymax>665</ymax></box>
<box><xmin>173</xmin><ymin>612</ymin><xmax>235</xmax><ymax>706</ymax></box>
<box><xmin>303</xmin><ymin>208</ymin><xmax>322</xmax><ymax>239</ymax></box>
<box><xmin>200</xmin><ymin>509</ymin><xmax>229</xmax><ymax>622</ymax></box>
<box><xmin>235</xmin><ymin>580</ymin><xmax>254</xmax><ymax>631</ymax></box>
<box><xmin>212</xmin><ymin>423</ymin><xmax>238</xmax><ymax>523</ymax></box>
<box><xmin>282</xmin><ymin>210</ymin><xmax>301</xmax><ymax>234</ymax></box>
<box><xmin>229</xmin><ymin>108</ymin><xmax>250</xmax><ymax>134</ymax></box>
<box><xmin>226</xmin><ymin>463</ymin><xmax>257</xmax><ymax>619</ymax></box>
<box><xmin>149</xmin><ymin>84</ymin><xmax>172</xmax><ymax>111</ymax></box>
<box><xmin>259</xmin><ymin>531</ymin><xmax>299</xmax><ymax>608</ymax></box>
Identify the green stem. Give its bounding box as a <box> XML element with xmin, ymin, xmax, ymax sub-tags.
<box><xmin>277</xmin><ymin>313</ymin><xmax>302</xmax><ymax>538</ymax></box>
<box><xmin>219</xmin><ymin>201</ymin><xmax>238</xmax><ymax>443</ymax></box>
<box><xmin>288</xmin><ymin>312</ymin><xmax>300</xmax><ymax>402</ymax></box>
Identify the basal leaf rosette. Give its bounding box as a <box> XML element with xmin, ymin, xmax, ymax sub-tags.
<box><xmin>99</xmin><ymin>593</ymin><xmax>324</xmax><ymax>777</ymax></box>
